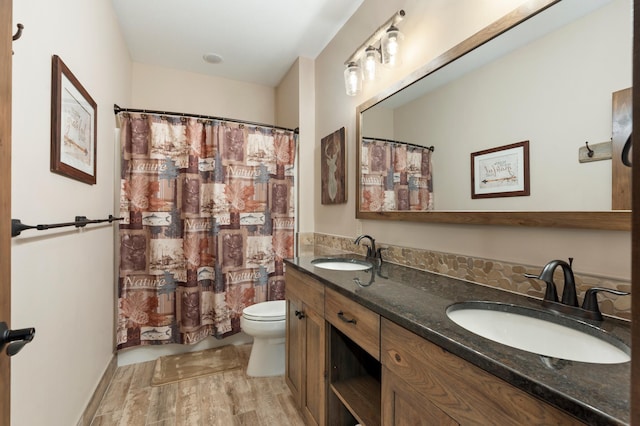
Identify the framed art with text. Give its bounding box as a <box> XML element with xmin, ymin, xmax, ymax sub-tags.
<box><xmin>471</xmin><ymin>140</ymin><xmax>529</xmax><ymax>199</ymax></box>
<box><xmin>51</xmin><ymin>55</ymin><xmax>97</xmax><ymax>185</ymax></box>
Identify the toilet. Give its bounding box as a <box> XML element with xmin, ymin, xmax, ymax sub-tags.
<box><xmin>240</xmin><ymin>300</ymin><xmax>287</xmax><ymax>377</ymax></box>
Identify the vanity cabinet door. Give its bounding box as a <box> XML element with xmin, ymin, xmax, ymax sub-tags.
<box><xmin>285</xmin><ymin>295</ymin><xmax>304</xmax><ymax>407</ymax></box>
<box><xmin>285</xmin><ymin>267</ymin><xmax>326</xmax><ymax>426</ymax></box>
<box><xmin>301</xmin><ymin>306</ymin><xmax>326</xmax><ymax>426</ymax></box>
<box><xmin>382</xmin><ymin>366</ymin><xmax>458</xmax><ymax>426</ymax></box>
<box><xmin>381</xmin><ymin>318</ymin><xmax>584</xmax><ymax>425</ymax></box>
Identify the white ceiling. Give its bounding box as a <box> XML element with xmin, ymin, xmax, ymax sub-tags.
<box><xmin>111</xmin><ymin>0</ymin><xmax>364</xmax><ymax>87</ymax></box>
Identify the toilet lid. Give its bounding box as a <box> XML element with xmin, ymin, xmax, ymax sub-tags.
<box><xmin>242</xmin><ymin>300</ymin><xmax>286</xmax><ymax>321</ymax></box>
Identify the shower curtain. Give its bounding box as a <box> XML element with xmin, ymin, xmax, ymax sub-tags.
<box><xmin>360</xmin><ymin>138</ymin><xmax>434</xmax><ymax>211</ymax></box>
<box><xmin>116</xmin><ymin>112</ymin><xmax>297</xmax><ymax>349</ymax></box>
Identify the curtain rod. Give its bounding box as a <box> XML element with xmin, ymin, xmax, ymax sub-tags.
<box><xmin>113</xmin><ymin>104</ymin><xmax>299</xmax><ymax>134</ymax></box>
<box><xmin>363</xmin><ymin>136</ymin><xmax>434</xmax><ymax>152</ymax></box>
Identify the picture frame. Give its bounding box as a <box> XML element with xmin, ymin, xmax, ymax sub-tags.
<box><xmin>471</xmin><ymin>140</ymin><xmax>529</xmax><ymax>199</ymax></box>
<box><xmin>51</xmin><ymin>55</ymin><xmax>97</xmax><ymax>185</ymax></box>
<box><xmin>321</xmin><ymin>127</ymin><xmax>347</xmax><ymax>204</ymax></box>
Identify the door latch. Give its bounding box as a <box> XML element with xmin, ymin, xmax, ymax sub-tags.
<box><xmin>0</xmin><ymin>322</ymin><xmax>35</xmax><ymax>356</ymax></box>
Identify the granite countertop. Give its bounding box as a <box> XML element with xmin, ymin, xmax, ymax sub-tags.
<box><xmin>284</xmin><ymin>254</ymin><xmax>631</xmax><ymax>426</ymax></box>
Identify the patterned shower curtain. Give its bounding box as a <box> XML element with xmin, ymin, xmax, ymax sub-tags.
<box><xmin>360</xmin><ymin>138</ymin><xmax>434</xmax><ymax>211</ymax></box>
<box><xmin>116</xmin><ymin>112</ymin><xmax>297</xmax><ymax>349</ymax></box>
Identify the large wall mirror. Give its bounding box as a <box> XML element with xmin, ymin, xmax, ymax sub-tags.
<box><xmin>356</xmin><ymin>0</ymin><xmax>632</xmax><ymax>230</ymax></box>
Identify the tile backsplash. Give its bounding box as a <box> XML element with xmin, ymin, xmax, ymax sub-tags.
<box><xmin>298</xmin><ymin>232</ymin><xmax>631</xmax><ymax>321</ymax></box>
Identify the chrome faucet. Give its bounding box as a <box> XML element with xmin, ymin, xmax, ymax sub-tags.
<box><xmin>525</xmin><ymin>258</ymin><xmax>630</xmax><ymax>321</ymax></box>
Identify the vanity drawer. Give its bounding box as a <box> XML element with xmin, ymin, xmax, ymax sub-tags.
<box><xmin>285</xmin><ymin>267</ymin><xmax>324</xmax><ymax>314</ymax></box>
<box><xmin>325</xmin><ymin>287</ymin><xmax>380</xmax><ymax>360</ymax></box>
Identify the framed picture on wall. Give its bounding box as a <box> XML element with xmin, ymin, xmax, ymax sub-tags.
<box><xmin>471</xmin><ymin>140</ymin><xmax>530</xmax><ymax>199</ymax></box>
<box><xmin>321</xmin><ymin>127</ymin><xmax>347</xmax><ymax>204</ymax></box>
<box><xmin>50</xmin><ymin>55</ymin><xmax>97</xmax><ymax>185</ymax></box>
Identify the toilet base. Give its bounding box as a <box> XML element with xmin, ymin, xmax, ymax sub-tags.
<box><xmin>246</xmin><ymin>336</ymin><xmax>285</xmax><ymax>377</ymax></box>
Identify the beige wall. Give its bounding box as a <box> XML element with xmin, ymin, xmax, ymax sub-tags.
<box><xmin>276</xmin><ymin>59</ymin><xmax>300</xmax><ymax>129</ymax></box>
<box><xmin>312</xmin><ymin>0</ymin><xmax>631</xmax><ymax>280</ymax></box>
<box><xmin>297</xmin><ymin>57</ymin><xmax>317</xmax><ymax>235</ymax></box>
<box><xmin>11</xmin><ymin>0</ymin><xmax>131</xmax><ymax>424</ymax></box>
<box><xmin>276</xmin><ymin>57</ymin><xmax>316</xmax><ymax>235</ymax></box>
<box><xmin>298</xmin><ymin>58</ymin><xmax>320</xmax><ymax>233</ymax></box>
<box><xmin>131</xmin><ymin>62</ymin><xmax>276</xmax><ymax>123</ymax></box>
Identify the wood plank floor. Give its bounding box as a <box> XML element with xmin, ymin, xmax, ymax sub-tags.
<box><xmin>91</xmin><ymin>344</ymin><xmax>305</xmax><ymax>426</ymax></box>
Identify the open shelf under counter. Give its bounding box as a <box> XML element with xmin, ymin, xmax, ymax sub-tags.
<box><xmin>330</xmin><ymin>375</ymin><xmax>381</xmax><ymax>426</ymax></box>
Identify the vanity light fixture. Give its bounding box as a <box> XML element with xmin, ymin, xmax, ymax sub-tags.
<box><xmin>343</xmin><ymin>10</ymin><xmax>405</xmax><ymax>96</ymax></box>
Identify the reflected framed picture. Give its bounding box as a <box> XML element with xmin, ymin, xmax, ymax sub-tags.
<box><xmin>471</xmin><ymin>140</ymin><xmax>529</xmax><ymax>199</ymax></box>
<box><xmin>51</xmin><ymin>55</ymin><xmax>97</xmax><ymax>185</ymax></box>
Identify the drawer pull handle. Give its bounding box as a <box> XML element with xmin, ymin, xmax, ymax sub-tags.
<box><xmin>337</xmin><ymin>311</ymin><xmax>357</xmax><ymax>324</ymax></box>
<box><xmin>294</xmin><ymin>310</ymin><xmax>305</xmax><ymax>319</ymax></box>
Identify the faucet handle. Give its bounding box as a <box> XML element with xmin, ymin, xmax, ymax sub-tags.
<box><xmin>581</xmin><ymin>287</ymin><xmax>630</xmax><ymax>317</ymax></box>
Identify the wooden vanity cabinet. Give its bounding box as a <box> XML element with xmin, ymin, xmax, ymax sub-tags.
<box><xmin>285</xmin><ymin>267</ymin><xmax>326</xmax><ymax>426</ymax></box>
<box><xmin>285</xmin><ymin>267</ymin><xmax>586</xmax><ymax>425</ymax></box>
<box><xmin>380</xmin><ymin>318</ymin><xmax>584</xmax><ymax>425</ymax></box>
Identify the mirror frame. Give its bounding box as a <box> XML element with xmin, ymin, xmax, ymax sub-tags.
<box><xmin>355</xmin><ymin>0</ymin><xmax>631</xmax><ymax>231</ymax></box>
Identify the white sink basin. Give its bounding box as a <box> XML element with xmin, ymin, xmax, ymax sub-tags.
<box><xmin>446</xmin><ymin>301</ymin><xmax>630</xmax><ymax>364</ymax></box>
<box><xmin>311</xmin><ymin>258</ymin><xmax>373</xmax><ymax>271</ymax></box>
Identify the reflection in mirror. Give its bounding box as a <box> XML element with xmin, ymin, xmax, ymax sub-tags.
<box><xmin>361</xmin><ymin>137</ymin><xmax>434</xmax><ymax>211</ymax></box>
<box><xmin>356</xmin><ymin>0</ymin><xmax>632</xmax><ymax>230</ymax></box>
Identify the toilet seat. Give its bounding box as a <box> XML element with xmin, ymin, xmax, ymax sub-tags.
<box><xmin>242</xmin><ymin>300</ymin><xmax>286</xmax><ymax>322</ymax></box>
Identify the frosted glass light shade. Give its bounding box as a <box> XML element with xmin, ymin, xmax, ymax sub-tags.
<box><xmin>344</xmin><ymin>62</ymin><xmax>362</xmax><ymax>96</ymax></box>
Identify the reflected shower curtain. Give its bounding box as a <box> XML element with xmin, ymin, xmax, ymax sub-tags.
<box><xmin>360</xmin><ymin>138</ymin><xmax>434</xmax><ymax>211</ymax></box>
<box><xmin>116</xmin><ymin>112</ymin><xmax>296</xmax><ymax>349</ymax></box>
